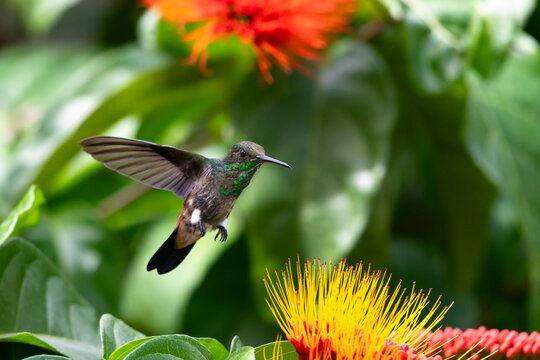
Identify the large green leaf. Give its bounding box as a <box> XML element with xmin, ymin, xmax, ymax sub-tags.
<box><xmin>0</xmin><ymin>238</ymin><xmax>100</xmax><ymax>359</ymax></box>
<box><xmin>197</xmin><ymin>338</ymin><xmax>229</xmax><ymax>360</ymax></box>
<box><xmin>467</xmin><ymin>0</ymin><xmax>535</xmax><ymax>77</ymax></box>
<box><xmin>123</xmin><ymin>335</ymin><xmax>212</xmax><ymax>360</ymax></box>
<box><xmin>403</xmin><ymin>0</ymin><xmax>473</xmax><ymax>93</ymax></box>
<box><xmin>0</xmin><ymin>333</ymin><xmax>97</xmax><ymax>360</ymax></box>
<box><xmin>254</xmin><ymin>341</ymin><xmax>298</xmax><ymax>360</ymax></box>
<box><xmin>100</xmin><ymin>314</ymin><xmax>146</xmax><ymax>359</ymax></box>
<box><xmin>300</xmin><ymin>39</ymin><xmax>396</xmax><ymax>258</ymax></box>
<box><xmin>108</xmin><ymin>338</ymin><xmax>153</xmax><ymax>360</ymax></box>
<box><xmin>465</xmin><ymin>34</ymin><xmax>540</xmax><ymax>329</ymax></box>
<box><xmin>402</xmin><ymin>0</ymin><xmax>535</xmax><ymax>92</ymax></box>
<box><xmin>43</xmin><ymin>205</ymin><xmax>115</xmax><ymax>314</ymax></box>
<box><xmin>0</xmin><ymin>185</ymin><xmax>44</xmax><ymax>245</ymax></box>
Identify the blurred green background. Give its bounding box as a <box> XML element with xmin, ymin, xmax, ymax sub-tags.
<box><xmin>1</xmin><ymin>0</ymin><xmax>539</xmax><ymax>352</ymax></box>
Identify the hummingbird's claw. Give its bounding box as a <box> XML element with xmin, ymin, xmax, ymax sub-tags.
<box><xmin>196</xmin><ymin>220</ymin><xmax>206</xmax><ymax>237</ymax></box>
<box><xmin>215</xmin><ymin>225</ymin><xmax>228</xmax><ymax>242</ymax></box>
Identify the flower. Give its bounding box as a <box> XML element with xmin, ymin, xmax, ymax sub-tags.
<box><xmin>425</xmin><ymin>327</ymin><xmax>540</xmax><ymax>360</ymax></box>
<box><xmin>263</xmin><ymin>258</ymin><xmax>451</xmax><ymax>360</ymax></box>
<box><xmin>143</xmin><ymin>0</ymin><xmax>356</xmax><ymax>83</ymax></box>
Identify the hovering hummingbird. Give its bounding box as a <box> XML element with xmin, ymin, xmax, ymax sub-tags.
<box><xmin>80</xmin><ymin>136</ymin><xmax>290</xmax><ymax>274</ymax></box>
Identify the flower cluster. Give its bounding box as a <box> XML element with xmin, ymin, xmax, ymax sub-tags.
<box><xmin>143</xmin><ymin>0</ymin><xmax>356</xmax><ymax>83</ymax></box>
<box><xmin>375</xmin><ymin>341</ymin><xmax>445</xmax><ymax>360</ymax></box>
<box><xmin>263</xmin><ymin>258</ymin><xmax>451</xmax><ymax>360</ymax></box>
<box><xmin>426</xmin><ymin>327</ymin><xmax>540</xmax><ymax>360</ymax></box>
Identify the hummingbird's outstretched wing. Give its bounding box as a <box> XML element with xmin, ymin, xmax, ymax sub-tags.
<box><xmin>80</xmin><ymin>136</ymin><xmax>208</xmax><ymax>198</ymax></box>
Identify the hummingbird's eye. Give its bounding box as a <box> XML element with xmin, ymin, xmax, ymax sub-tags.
<box><xmin>240</xmin><ymin>149</ymin><xmax>247</xmax><ymax>157</ymax></box>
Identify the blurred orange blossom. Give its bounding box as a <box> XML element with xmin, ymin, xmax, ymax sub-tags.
<box><xmin>143</xmin><ymin>0</ymin><xmax>356</xmax><ymax>83</ymax></box>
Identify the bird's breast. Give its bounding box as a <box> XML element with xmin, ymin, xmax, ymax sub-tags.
<box><xmin>187</xmin><ymin>186</ymin><xmax>236</xmax><ymax>224</ymax></box>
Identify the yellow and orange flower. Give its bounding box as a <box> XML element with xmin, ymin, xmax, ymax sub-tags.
<box><xmin>143</xmin><ymin>0</ymin><xmax>356</xmax><ymax>83</ymax></box>
<box><xmin>264</xmin><ymin>258</ymin><xmax>452</xmax><ymax>360</ymax></box>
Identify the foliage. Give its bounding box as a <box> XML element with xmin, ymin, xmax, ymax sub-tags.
<box><xmin>0</xmin><ymin>234</ymin><xmax>275</xmax><ymax>359</ymax></box>
<box><xmin>1</xmin><ymin>0</ymin><xmax>540</xmax><ymax>358</ymax></box>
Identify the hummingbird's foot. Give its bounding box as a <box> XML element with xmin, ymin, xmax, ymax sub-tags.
<box><xmin>193</xmin><ymin>220</ymin><xmax>206</xmax><ymax>237</ymax></box>
<box><xmin>214</xmin><ymin>225</ymin><xmax>228</xmax><ymax>242</ymax></box>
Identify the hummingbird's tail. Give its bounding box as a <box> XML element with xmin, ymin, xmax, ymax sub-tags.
<box><xmin>147</xmin><ymin>228</ymin><xmax>194</xmax><ymax>274</ymax></box>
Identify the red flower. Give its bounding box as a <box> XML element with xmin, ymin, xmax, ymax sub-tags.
<box><xmin>143</xmin><ymin>0</ymin><xmax>356</xmax><ymax>83</ymax></box>
<box><xmin>425</xmin><ymin>327</ymin><xmax>540</xmax><ymax>360</ymax></box>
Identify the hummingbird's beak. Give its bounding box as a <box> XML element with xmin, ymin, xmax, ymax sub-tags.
<box><xmin>257</xmin><ymin>155</ymin><xmax>291</xmax><ymax>168</ymax></box>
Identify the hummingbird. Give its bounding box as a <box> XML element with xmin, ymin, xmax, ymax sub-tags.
<box><xmin>80</xmin><ymin>136</ymin><xmax>290</xmax><ymax>274</ymax></box>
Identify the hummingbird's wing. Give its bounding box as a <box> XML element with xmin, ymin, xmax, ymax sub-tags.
<box><xmin>80</xmin><ymin>136</ymin><xmax>208</xmax><ymax>198</ymax></box>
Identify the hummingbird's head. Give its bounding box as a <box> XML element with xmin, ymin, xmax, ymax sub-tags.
<box><xmin>225</xmin><ymin>141</ymin><xmax>290</xmax><ymax>169</ymax></box>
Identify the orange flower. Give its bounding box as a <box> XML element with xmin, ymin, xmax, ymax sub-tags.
<box><xmin>143</xmin><ymin>0</ymin><xmax>356</xmax><ymax>83</ymax></box>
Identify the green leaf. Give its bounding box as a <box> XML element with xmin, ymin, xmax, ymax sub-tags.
<box><xmin>44</xmin><ymin>205</ymin><xmax>113</xmax><ymax>312</ymax></box>
<box><xmin>0</xmin><ymin>185</ymin><xmax>44</xmax><ymax>245</ymax></box>
<box><xmin>226</xmin><ymin>346</ymin><xmax>255</xmax><ymax>360</ymax></box>
<box><xmin>197</xmin><ymin>338</ymin><xmax>229</xmax><ymax>360</ymax></box>
<box><xmin>108</xmin><ymin>338</ymin><xmax>153</xmax><ymax>360</ymax></box>
<box><xmin>0</xmin><ymin>238</ymin><xmax>100</xmax><ymax>359</ymax></box>
<box><xmin>403</xmin><ymin>0</ymin><xmax>472</xmax><ymax>93</ymax></box>
<box><xmin>468</xmin><ymin>0</ymin><xmax>535</xmax><ymax>77</ymax></box>
<box><xmin>229</xmin><ymin>336</ymin><xmax>244</xmax><ymax>353</ymax></box>
<box><xmin>0</xmin><ymin>332</ymin><xmax>94</xmax><ymax>359</ymax></box>
<box><xmin>5</xmin><ymin>0</ymin><xmax>83</xmax><ymax>35</ymax></box>
<box><xmin>402</xmin><ymin>0</ymin><xmax>535</xmax><ymax>92</ymax></box>
<box><xmin>23</xmin><ymin>356</ymin><xmax>71</xmax><ymax>360</ymax></box>
<box><xmin>254</xmin><ymin>341</ymin><xmax>298</xmax><ymax>360</ymax></box>
<box><xmin>300</xmin><ymin>39</ymin><xmax>396</xmax><ymax>259</ymax></box>
<box><xmin>465</xmin><ymin>34</ymin><xmax>540</xmax><ymax>329</ymax></box>
<box><xmin>100</xmin><ymin>314</ymin><xmax>146</xmax><ymax>359</ymax></box>
<box><xmin>123</xmin><ymin>335</ymin><xmax>212</xmax><ymax>360</ymax></box>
